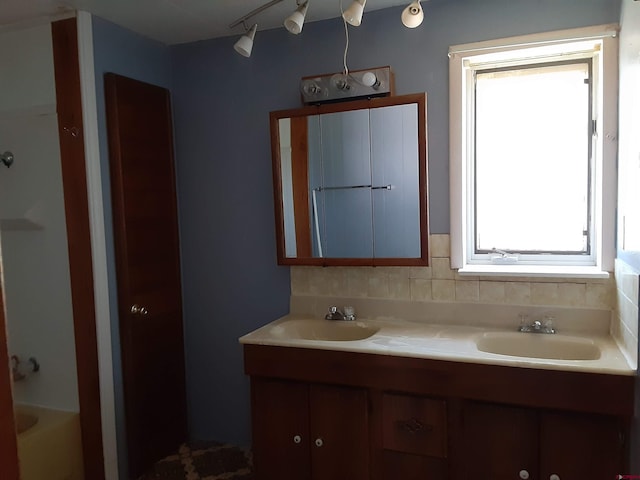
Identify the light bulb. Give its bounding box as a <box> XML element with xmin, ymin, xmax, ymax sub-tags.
<box><xmin>331</xmin><ymin>73</ymin><xmax>351</xmax><ymax>91</ymax></box>
<box><xmin>362</xmin><ymin>72</ymin><xmax>379</xmax><ymax>88</ymax></box>
<box><xmin>302</xmin><ymin>80</ymin><xmax>321</xmax><ymax>95</ymax></box>
<box><xmin>301</xmin><ymin>79</ymin><xmax>329</xmax><ymax>101</ymax></box>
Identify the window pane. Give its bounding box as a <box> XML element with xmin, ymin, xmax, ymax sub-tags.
<box><xmin>474</xmin><ymin>62</ymin><xmax>590</xmax><ymax>253</ymax></box>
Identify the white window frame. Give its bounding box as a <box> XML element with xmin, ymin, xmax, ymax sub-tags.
<box><xmin>449</xmin><ymin>25</ymin><xmax>618</xmax><ymax>278</ymax></box>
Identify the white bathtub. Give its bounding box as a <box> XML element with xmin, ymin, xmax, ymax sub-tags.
<box><xmin>15</xmin><ymin>404</ymin><xmax>84</xmax><ymax>480</ymax></box>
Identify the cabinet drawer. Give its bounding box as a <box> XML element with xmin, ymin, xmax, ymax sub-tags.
<box><xmin>382</xmin><ymin>393</ymin><xmax>447</xmax><ymax>457</ymax></box>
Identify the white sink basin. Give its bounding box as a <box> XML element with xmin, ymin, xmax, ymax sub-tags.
<box><xmin>475</xmin><ymin>332</ymin><xmax>601</xmax><ymax>360</ymax></box>
<box><xmin>270</xmin><ymin>319</ymin><xmax>380</xmax><ymax>342</ymax></box>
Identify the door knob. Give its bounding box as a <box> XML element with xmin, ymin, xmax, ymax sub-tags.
<box><xmin>130</xmin><ymin>304</ymin><xmax>149</xmax><ymax>315</ymax></box>
<box><xmin>293</xmin><ymin>435</ymin><xmax>302</xmax><ymax>444</ymax></box>
<box><xmin>519</xmin><ymin>470</ymin><xmax>529</xmax><ymax>480</ymax></box>
<box><xmin>549</xmin><ymin>475</ymin><xmax>560</xmax><ymax>480</ymax></box>
<box><xmin>314</xmin><ymin>438</ymin><xmax>323</xmax><ymax>447</ymax></box>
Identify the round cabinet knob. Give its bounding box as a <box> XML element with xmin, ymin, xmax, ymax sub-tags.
<box><xmin>315</xmin><ymin>438</ymin><xmax>323</xmax><ymax>447</ymax></box>
<box><xmin>130</xmin><ymin>304</ymin><xmax>149</xmax><ymax>315</ymax></box>
<box><xmin>519</xmin><ymin>470</ymin><xmax>530</xmax><ymax>480</ymax></box>
<box><xmin>549</xmin><ymin>475</ymin><xmax>560</xmax><ymax>480</ymax></box>
<box><xmin>293</xmin><ymin>435</ymin><xmax>301</xmax><ymax>444</ymax></box>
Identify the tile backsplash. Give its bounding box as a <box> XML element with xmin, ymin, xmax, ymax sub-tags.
<box><xmin>291</xmin><ymin>234</ymin><xmax>614</xmax><ymax>310</ymax></box>
<box><xmin>614</xmin><ymin>259</ymin><xmax>639</xmax><ymax>368</ymax></box>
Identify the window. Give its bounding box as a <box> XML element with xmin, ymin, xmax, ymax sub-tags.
<box><xmin>449</xmin><ymin>25</ymin><xmax>618</xmax><ymax>277</ymax></box>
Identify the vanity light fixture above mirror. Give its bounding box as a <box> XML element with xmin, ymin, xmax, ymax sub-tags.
<box><xmin>300</xmin><ymin>66</ymin><xmax>393</xmax><ymax>105</ymax></box>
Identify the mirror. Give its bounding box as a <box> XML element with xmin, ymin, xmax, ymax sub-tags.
<box><xmin>270</xmin><ymin>93</ymin><xmax>429</xmax><ymax>266</ymax></box>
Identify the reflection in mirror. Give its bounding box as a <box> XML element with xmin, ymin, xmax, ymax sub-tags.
<box><xmin>273</xmin><ymin>93</ymin><xmax>428</xmax><ymax>266</ymax></box>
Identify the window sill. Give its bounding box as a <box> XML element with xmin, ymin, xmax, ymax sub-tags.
<box><xmin>457</xmin><ymin>265</ymin><xmax>610</xmax><ymax>279</ymax></box>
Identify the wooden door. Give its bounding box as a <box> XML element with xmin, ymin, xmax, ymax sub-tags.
<box><xmin>539</xmin><ymin>412</ymin><xmax>624</xmax><ymax>479</ymax></box>
<box><xmin>52</xmin><ymin>18</ymin><xmax>105</xmax><ymax>479</ymax></box>
<box><xmin>0</xmin><ymin>276</ymin><xmax>19</xmax><ymax>480</ymax></box>
<box><xmin>105</xmin><ymin>73</ymin><xmax>187</xmax><ymax>478</ymax></box>
<box><xmin>0</xmin><ymin>17</ymin><xmax>105</xmax><ymax>480</ymax></box>
<box><xmin>309</xmin><ymin>384</ymin><xmax>370</xmax><ymax>480</ymax></box>
<box><xmin>251</xmin><ymin>378</ymin><xmax>311</xmax><ymax>480</ymax></box>
<box><xmin>462</xmin><ymin>402</ymin><xmax>539</xmax><ymax>480</ymax></box>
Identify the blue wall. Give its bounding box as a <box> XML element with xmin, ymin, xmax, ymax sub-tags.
<box><xmin>91</xmin><ymin>16</ymin><xmax>173</xmax><ymax>477</ymax></box>
<box><xmin>170</xmin><ymin>0</ymin><xmax>620</xmax><ymax>447</ymax></box>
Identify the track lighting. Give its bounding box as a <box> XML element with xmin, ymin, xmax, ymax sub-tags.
<box><xmin>229</xmin><ymin>0</ymin><xmax>284</xmax><ymax>57</ymax></box>
<box><xmin>401</xmin><ymin>0</ymin><xmax>424</xmax><ymax>28</ymax></box>
<box><xmin>284</xmin><ymin>1</ymin><xmax>309</xmax><ymax>35</ymax></box>
<box><xmin>342</xmin><ymin>0</ymin><xmax>366</xmax><ymax>27</ymax></box>
<box><xmin>228</xmin><ymin>0</ymin><xmax>426</xmax><ymax>59</ymax></box>
<box><xmin>234</xmin><ymin>23</ymin><xmax>257</xmax><ymax>57</ymax></box>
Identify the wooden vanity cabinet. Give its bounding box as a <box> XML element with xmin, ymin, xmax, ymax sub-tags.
<box><xmin>461</xmin><ymin>402</ymin><xmax>539</xmax><ymax>479</ymax></box>
<box><xmin>244</xmin><ymin>345</ymin><xmax>633</xmax><ymax>480</ymax></box>
<box><xmin>377</xmin><ymin>393</ymin><xmax>448</xmax><ymax>480</ymax></box>
<box><xmin>251</xmin><ymin>377</ymin><xmax>370</xmax><ymax>480</ymax></box>
<box><xmin>462</xmin><ymin>401</ymin><xmax>626</xmax><ymax>480</ymax></box>
<box><xmin>539</xmin><ymin>410</ymin><xmax>625</xmax><ymax>479</ymax></box>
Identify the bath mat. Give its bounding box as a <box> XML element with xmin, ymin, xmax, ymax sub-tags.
<box><xmin>139</xmin><ymin>441</ymin><xmax>253</xmax><ymax>480</ymax></box>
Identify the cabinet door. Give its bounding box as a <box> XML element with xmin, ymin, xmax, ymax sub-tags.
<box><xmin>382</xmin><ymin>450</ymin><xmax>447</xmax><ymax>480</ymax></box>
<box><xmin>380</xmin><ymin>393</ymin><xmax>448</xmax><ymax>480</ymax></box>
<box><xmin>251</xmin><ymin>378</ymin><xmax>311</xmax><ymax>480</ymax></box>
<box><xmin>382</xmin><ymin>393</ymin><xmax>447</xmax><ymax>458</ymax></box>
<box><xmin>540</xmin><ymin>412</ymin><xmax>624</xmax><ymax>480</ymax></box>
<box><xmin>309</xmin><ymin>384</ymin><xmax>370</xmax><ymax>480</ymax></box>
<box><xmin>462</xmin><ymin>402</ymin><xmax>539</xmax><ymax>480</ymax></box>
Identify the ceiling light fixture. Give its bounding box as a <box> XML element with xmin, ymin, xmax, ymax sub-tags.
<box><xmin>229</xmin><ymin>0</ymin><xmax>285</xmax><ymax>29</ymax></box>
<box><xmin>234</xmin><ymin>23</ymin><xmax>258</xmax><ymax>57</ymax></box>
<box><xmin>229</xmin><ymin>0</ymin><xmax>422</xmax><ymax>59</ymax></box>
<box><xmin>342</xmin><ymin>0</ymin><xmax>366</xmax><ymax>27</ymax></box>
<box><xmin>401</xmin><ymin>0</ymin><xmax>424</xmax><ymax>28</ymax></box>
<box><xmin>230</xmin><ymin>0</ymin><xmax>285</xmax><ymax>57</ymax></box>
<box><xmin>284</xmin><ymin>0</ymin><xmax>309</xmax><ymax>34</ymax></box>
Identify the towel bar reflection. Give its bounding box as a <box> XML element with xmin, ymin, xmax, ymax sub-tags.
<box><xmin>313</xmin><ymin>184</ymin><xmax>392</xmax><ymax>192</ymax></box>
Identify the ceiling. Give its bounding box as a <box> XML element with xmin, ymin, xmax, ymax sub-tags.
<box><xmin>0</xmin><ymin>0</ymin><xmax>409</xmax><ymax>45</ymax></box>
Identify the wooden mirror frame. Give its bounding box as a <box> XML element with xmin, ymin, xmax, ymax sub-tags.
<box><xmin>270</xmin><ymin>93</ymin><xmax>429</xmax><ymax>266</ymax></box>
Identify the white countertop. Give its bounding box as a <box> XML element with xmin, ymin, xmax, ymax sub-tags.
<box><xmin>240</xmin><ymin>314</ymin><xmax>635</xmax><ymax>376</ymax></box>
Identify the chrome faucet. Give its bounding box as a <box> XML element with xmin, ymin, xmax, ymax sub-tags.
<box><xmin>10</xmin><ymin>355</ymin><xmax>39</xmax><ymax>382</ymax></box>
<box><xmin>11</xmin><ymin>356</ymin><xmax>25</xmax><ymax>382</ymax></box>
<box><xmin>325</xmin><ymin>306</ymin><xmax>356</xmax><ymax>321</ymax></box>
<box><xmin>518</xmin><ymin>315</ymin><xmax>556</xmax><ymax>334</ymax></box>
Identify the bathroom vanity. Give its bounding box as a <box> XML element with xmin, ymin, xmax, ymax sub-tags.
<box><xmin>241</xmin><ymin>314</ymin><xmax>634</xmax><ymax>480</ymax></box>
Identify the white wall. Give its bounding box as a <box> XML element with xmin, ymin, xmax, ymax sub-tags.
<box><xmin>0</xmin><ymin>23</ymin><xmax>79</xmax><ymax>412</ymax></box>
<box><xmin>614</xmin><ymin>0</ymin><xmax>640</xmax><ymax>367</ymax></box>
<box><xmin>618</xmin><ymin>0</ymin><xmax>640</xmax><ymax>253</ymax></box>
